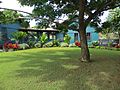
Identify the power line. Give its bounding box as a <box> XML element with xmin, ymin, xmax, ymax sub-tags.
<box><xmin>0</xmin><ymin>7</ymin><xmax>32</xmax><ymax>15</ymax></box>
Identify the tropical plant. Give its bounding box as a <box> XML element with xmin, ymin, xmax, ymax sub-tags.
<box><xmin>107</xmin><ymin>8</ymin><xmax>120</xmax><ymax>45</ymax></box>
<box><xmin>69</xmin><ymin>43</ymin><xmax>76</xmax><ymax>47</ymax></box>
<box><xmin>18</xmin><ymin>43</ymin><xmax>29</xmax><ymax>50</ymax></box>
<box><xmin>64</xmin><ymin>34</ymin><xmax>71</xmax><ymax>44</ymax></box>
<box><xmin>60</xmin><ymin>42</ymin><xmax>69</xmax><ymax>47</ymax></box>
<box><xmin>3</xmin><ymin>41</ymin><xmax>19</xmax><ymax>52</ymax></box>
<box><xmin>11</xmin><ymin>31</ymin><xmax>27</xmax><ymax>43</ymax></box>
<box><xmin>39</xmin><ymin>33</ymin><xmax>48</xmax><ymax>47</ymax></box>
<box><xmin>52</xmin><ymin>40</ymin><xmax>60</xmax><ymax>47</ymax></box>
<box><xmin>92</xmin><ymin>41</ymin><xmax>99</xmax><ymax>46</ymax></box>
<box><xmin>96</xmin><ymin>8</ymin><xmax>120</xmax><ymax>46</ymax></box>
<box><xmin>75</xmin><ymin>41</ymin><xmax>81</xmax><ymax>47</ymax></box>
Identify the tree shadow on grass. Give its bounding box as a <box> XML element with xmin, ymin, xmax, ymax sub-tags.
<box><xmin>10</xmin><ymin>49</ymin><xmax>120</xmax><ymax>90</ymax></box>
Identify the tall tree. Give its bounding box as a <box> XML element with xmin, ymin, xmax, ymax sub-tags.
<box><xmin>107</xmin><ymin>8</ymin><xmax>120</xmax><ymax>45</ymax></box>
<box><xmin>18</xmin><ymin>0</ymin><xmax>120</xmax><ymax>62</ymax></box>
<box><xmin>0</xmin><ymin>10</ymin><xmax>30</xmax><ymax>28</ymax></box>
<box><xmin>96</xmin><ymin>8</ymin><xmax>120</xmax><ymax>45</ymax></box>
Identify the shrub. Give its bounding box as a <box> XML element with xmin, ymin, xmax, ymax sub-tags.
<box><xmin>60</xmin><ymin>42</ymin><xmax>69</xmax><ymax>47</ymax></box>
<box><xmin>43</xmin><ymin>42</ymin><xmax>53</xmax><ymax>47</ymax></box>
<box><xmin>75</xmin><ymin>41</ymin><xmax>81</xmax><ymax>47</ymax></box>
<box><xmin>3</xmin><ymin>41</ymin><xmax>19</xmax><ymax>52</ymax></box>
<box><xmin>27</xmin><ymin>40</ymin><xmax>36</xmax><ymax>48</ymax></box>
<box><xmin>39</xmin><ymin>33</ymin><xmax>48</xmax><ymax>47</ymax></box>
<box><xmin>64</xmin><ymin>34</ymin><xmax>71</xmax><ymax>44</ymax></box>
<box><xmin>99</xmin><ymin>46</ymin><xmax>106</xmax><ymax>49</ymax></box>
<box><xmin>18</xmin><ymin>43</ymin><xmax>29</xmax><ymax>50</ymax></box>
<box><xmin>11</xmin><ymin>31</ymin><xmax>27</xmax><ymax>43</ymax></box>
<box><xmin>107</xmin><ymin>42</ymin><xmax>112</xmax><ymax>47</ymax></box>
<box><xmin>92</xmin><ymin>41</ymin><xmax>99</xmax><ymax>46</ymax></box>
<box><xmin>69</xmin><ymin>43</ymin><xmax>76</xmax><ymax>47</ymax></box>
<box><xmin>52</xmin><ymin>40</ymin><xmax>60</xmax><ymax>47</ymax></box>
<box><xmin>115</xmin><ymin>44</ymin><xmax>120</xmax><ymax>48</ymax></box>
<box><xmin>34</xmin><ymin>42</ymin><xmax>41</xmax><ymax>48</ymax></box>
<box><xmin>95</xmin><ymin>46</ymin><xmax>100</xmax><ymax>49</ymax></box>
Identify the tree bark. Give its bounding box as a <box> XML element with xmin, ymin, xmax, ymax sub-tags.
<box><xmin>118</xmin><ymin>31</ymin><xmax>120</xmax><ymax>45</ymax></box>
<box><xmin>79</xmin><ymin>28</ymin><xmax>90</xmax><ymax>62</ymax></box>
<box><xmin>79</xmin><ymin>0</ymin><xmax>90</xmax><ymax>62</ymax></box>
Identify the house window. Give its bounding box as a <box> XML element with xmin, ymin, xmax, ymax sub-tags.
<box><xmin>74</xmin><ymin>33</ymin><xmax>78</xmax><ymax>42</ymax></box>
<box><xmin>50</xmin><ymin>34</ymin><xmax>56</xmax><ymax>39</ymax></box>
<box><xmin>86</xmin><ymin>33</ymin><xmax>91</xmax><ymax>40</ymax></box>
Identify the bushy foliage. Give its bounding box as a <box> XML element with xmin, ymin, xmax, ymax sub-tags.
<box><xmin>43</xmin><ymin>43</ymin><xmax>53</xmax><ymax>48</ymax></box>
<box><xmin>43</xmin><ymin>40</ymin><xmax>60</xmax><ymax>47</ymax></box>
<box><xmin>52</xmin><ymin>40</ymin><xmax>60</xmax><ymax>47</ymax></box>
<box><xmin>115</xmin><ymin>44</ymin><xmax>120</xmax><ymax>48</ymax></box>
<box><xmin>34</xmin><ymin>42</ymin><xmax>41</xmax><ymax>48</ymax></box>
<box><xmin>3</xmin><ymin>41</ymin><xmax>19</xmax><ymax>52</ymax></box>
<box><xmin>69</xmin><ymin>43</ymin><xmax>77</xmax><ymax>47</ymax></box>
<box><xmin>92</xmin><ymin>41</ymin><xmax>99</xmax><ymax>46</ymax></box>
<box><xmin>75</xmin><ymin>41</ymin><xmax>81</xmax><ymax>47</ymax></box>
<box><xmin>11</xmin><ymin>31</ymin><xmax>27</xmax><ymax>43</ymax></box>
<box><xmin>39</xmin><ymin>33</ymin><xmax>48</xmax><ymax>47</ymax></box>
<box><xmin>60</xmin><ymin>42</ymin><xmax>69</xmax><ymax>47</ymax></box>
<box><xmin>64</xmin><ymin>34</ymin><xmax>71</xmax><ymax>44</ymax></box>
<box><xmin>18</xmin><ymin>43</ymin><xmax>29</xmax><ymax>50</ymax></box>
<box><xmin>27</xmin><ymin>40</ymin><xmax>36</xmax><ymax>48</ymax></box>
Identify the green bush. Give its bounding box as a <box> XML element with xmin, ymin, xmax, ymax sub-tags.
<box><xmin>60</xmin><ymin>42</ymin><xmax>69</xmax><ymax>47</ymax></box>
<box><xmin>107</xmin><ymin>42</ymin><xmax>112</xmax><ymax>47</ymax></box>
<box><xmin>52</xmin><ymin>40</ymin><xmax>60</xmax><ymax>47</ymax></box>
<box><xmin>34</xmin><ymin>42</ymin><xmax>41</xmax><ymax>48</ymax></box>
<box><xmin>43</xmin><ymin>42</ymin><xmax>53</xmax><ymax>47</ymax></box>
<box><xmin>95</xmin><ymin>46</ymin><xmax>100</xmax><ymax>49</ymax></box>
<box><xmin>43</xmin><ymin>40</ymin><xmax>60</xmax><ymax>47</ymax></box>
<box><xmin>18</xmin><ymin>43</ymin><xmax>29</xmax><ymax>50</ymax></box>
<box><xmin>100</xmin><ymin>46</ymin><xmax>105</xmax><ymax>49</ymax></box>
<box><xmin>39</xmin><ymin>33</ymin><xmax>48</xmax><ymax>47</ymax></box>
<box><xmin>11</xmin><ymin>31</ymin><xmax>27</xmax><ymax>43</ymax></box>
<box><xmin>27</xmin><ymin>40</ymin><xmax>36</xmax><ymax>48</ymax></box>
<box><xmin>64</xmin><ymin>34</ymin><xmax>71</xmax><ymax>44</ymax></box>
<box><xmin>69</xmin><ymin>43</ymin><xmax>76</xmax><ymax>47</ymax></box>
<box><xmin>92</xmin><ymin>41</ymin><xmax>99</xmax><ymax>46</ymax></box>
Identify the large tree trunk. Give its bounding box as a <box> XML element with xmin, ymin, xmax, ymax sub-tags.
<box><xmin>79</xmin><ymin>28</ymin><xmax>90</xmax><ymax>62</ymax></box>
<box><xmin>118</xmin><ymin>31</ymin><xmax>120</xmax><ymax>45</ymax></box>
<box><xmin>79</xmin><ymin>0</ymin><xmax>90</xmax><ymax>62</ymax></box>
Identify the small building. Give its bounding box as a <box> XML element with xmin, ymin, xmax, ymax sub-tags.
<box><xmin>0</xmin><ymin>23</ymin><xmax>21</xmax><ymax>44</ymax></box>
<box><xmin>67</xmin><ymin>26</ymin><xmax>99</xmax><ymax>45</ymax></box>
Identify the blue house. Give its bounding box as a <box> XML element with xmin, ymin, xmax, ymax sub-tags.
<box><xmin>0</xmin><ymin>23</ymin><xmax>99</xmax><ymax>46</ymax></box>
<box><xmin>0</xmin><ymin>23</ymin><xmax>21</xmax><ymax>42</ymax></box>
<box><xmin>67</xmin><ymin>26</ymin><xmax>99</xmax><ymax>45</ymax></box>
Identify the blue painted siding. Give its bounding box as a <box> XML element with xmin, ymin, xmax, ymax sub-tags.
<box><xmin>0</xmin><ymin>23</ymin><xmax>21</xmax><ymax>39</ymax></box>
<box><xmin>67</xmin><ymin>30</ymin><xmax>80</xmax><ymax>43</ymax></box>
<box><xmin>56</xmin><ymin>33</ymin><xmax>64</xmax><ymax>41</ymax></box>
<box><xmin>67</xmin><ymin>26</ymin><xmax>99</xmax><ymax>45</ymax></box>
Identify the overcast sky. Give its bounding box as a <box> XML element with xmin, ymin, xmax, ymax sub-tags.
<box><xmin>0</xmin><ymin>0</ymin><xmax>109</xmax><ymax>27</ymax></box>
<box><xmin>0</xmin><ymin>0</ymin><xmax>33</xmax><ymax>13</ymax></box>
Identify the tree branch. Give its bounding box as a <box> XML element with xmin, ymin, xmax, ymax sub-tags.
<box><xmin>85</xmin><ymin>0</ymin><xmax>118</xmax><ymax>26</ymax></box>
<box><xmin>0</xmin><ymin>7</ymin><xmax>32</xmax><ymax>15</ymax></box>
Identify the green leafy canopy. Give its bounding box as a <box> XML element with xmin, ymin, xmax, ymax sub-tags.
<box><xmin>17</xmin><ymin>0</ymin><xmax>120</xmax><ymax>30</ymax></box>
<box><xmin>0</xmin><ymin>10</ymin><xmax>30</xmax><ymax>28</ymax></box>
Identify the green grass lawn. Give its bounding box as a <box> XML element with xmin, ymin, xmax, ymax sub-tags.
<box><xmin>0</xmin><ymin>48</ymin><xmax>120</xmax><ymax>90</ymax></box>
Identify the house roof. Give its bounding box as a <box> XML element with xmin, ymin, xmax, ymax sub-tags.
<box><xmin>19</xmin><ymin>28</ymin><xmax>59</xmax><ymax>32</ymax></box>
